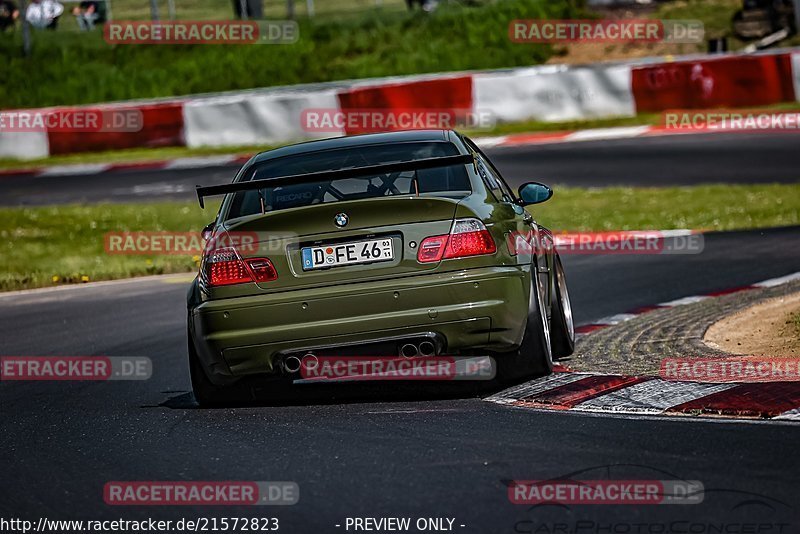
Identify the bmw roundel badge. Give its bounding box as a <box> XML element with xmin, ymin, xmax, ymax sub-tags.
<box><xmin>334</xmin><ymin>213</ymin><xmax>349</xmax><ymax>228</ymax></box>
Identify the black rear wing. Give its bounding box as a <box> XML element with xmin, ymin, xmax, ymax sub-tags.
<box><xmin>195</xmin><ymin>153</ymin><xmax>474</xmax><ymax>208</ymax></box>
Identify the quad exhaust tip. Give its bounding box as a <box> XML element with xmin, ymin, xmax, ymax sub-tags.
<box><xmin>400</xmin><ymin>344</ymin><xmax>418</xmax><ymax>358</ymax></box>
<box><xmin>418</xmin><ymin>341</ymin><xmax>436</xmax><ymax>357</ymax></box>
<box><xmin>283</xmin><ymin>355</ymin><xmax>302</xmax><ymax>373</ymax></box>
<box><xmin>400</xmin><ymin>341</ymin><xmax>436</xmax><ymax>358</ymax></box>
<box><xmin>284</xmin><ymin>353</ymin><xmax>318</xmax><ymax>374</ymax></box>
<box><xmin>301</xmin><ymin>353</ymin><xmax>318</xmax><ymax>371</ymax></box>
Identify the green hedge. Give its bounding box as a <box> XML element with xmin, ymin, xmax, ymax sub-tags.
<box><xmin>0</xmin><ymin>0</ymin><xmax>582</xmax><ymax>109</ymax></box>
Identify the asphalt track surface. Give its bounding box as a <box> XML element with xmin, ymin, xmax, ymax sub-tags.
<box><xmin>2</xmin><ymin>226</ymin><xmax>800</xmax><ymax>530</ymax></box>
<box><xmin>1</xmin><ymin>131</ymin><xmax>798</xmax><ymax>206</ymax></box>
<box><xmin>1</xmin><ymin>133</ymin><xmax>799</xmax><ymax>530</ymax></box>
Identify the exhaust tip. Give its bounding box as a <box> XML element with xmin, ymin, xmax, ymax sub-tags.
<box><xmin>418</xmin><ymin>341</ymin><xmax>436</xmax><ymax>357</ymax></box>
<box><xmin>301</xmin><ymin>353</ymin><xmax>318</xmax><ymax>372</ymax></box>
<box><xmin>400</xmin><ymin>344</ymin><xmax>419</xmax><ymax>358</ymax></box>
<box><xmin>283</xmin><ymin>355</ymin><xmax>302</xmax><ymax>374</ymax></box>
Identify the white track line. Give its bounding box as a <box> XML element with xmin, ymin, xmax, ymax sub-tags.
<box><xmin>163</xmin><ymin>155</ymin><xmax>239</xmax><ymax>169</ymax></box>
<box><xmin>591</xmin><ymin>313</ymin><xmax>640</xmax><ymax>326</ymax></box>
<box><xmin>657</xmin><ymin>295</ymin><xmax>712</xmax><ymax>307</ymax></box>
<box><xmin>39</xmin><ymin>163</ymin><xmax>112</xmax><ymax>176</ymax></box>
<box><xmin>774</xmin><ymin>408</ymin><xmax>800</xmax><ymax>421</ymax></box>
<box><xmin>753</xmin><ymin>272</ymin><xmax>800</xmax><ymax>288</ymax></box>
<box><xmin>564</xmin><ymin>126</ymin><xmax>651</xmax><ymax>142</ymax></box>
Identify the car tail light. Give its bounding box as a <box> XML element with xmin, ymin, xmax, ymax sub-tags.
<box><xmin>417</xmin><ymin>218</ymin><xmax>496</xmax><ymax>263</ymax></box>
<box><xmin>203</xmin><ymin>247</ymin><xmax>277</xmax><ymax>286</ymax></box>
<box><xmin>417</xmin><ymin>235</ymin><xmax>448</xmax><ymax>263</ymax></box>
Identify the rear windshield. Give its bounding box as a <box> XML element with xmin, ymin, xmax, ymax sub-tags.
<box><xmin>225</xmin><ymin>142</ymin><xmax>471</xmax><ymax>219</ymax></box>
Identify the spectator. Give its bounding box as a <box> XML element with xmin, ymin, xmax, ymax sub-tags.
<box><xmin>72</xmin><ymin>0</ymin><xmax>104</xmax><ymax>30</ymax></box>
<box><xmin>0</xmin><ymin>0</ymin><xmax>19</xmax><ymax>31</ymax></box>
<box><xmin>25</xmin><ymin>0</ymin><xmax>63</xmax><ymax>29</ymax></box>
<box><xmin>405</xmin><ymin>0</ymin><xmax>437</xmax><ymax>12</ymax></box>
<box><xmin>232</xmin><ymin>0</ymin><xmax>262</xmax><ymax>19</ymax></box>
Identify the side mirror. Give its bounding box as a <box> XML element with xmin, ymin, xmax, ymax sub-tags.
<box><xmin>201</xmin><ymin>222</ymin><xmax>215</xmax><ymax>241</ymax></box>
<box><xmin>517</xmin><ymin>182</ymin><xmax>553</xmax><ymax>206</ymax></box>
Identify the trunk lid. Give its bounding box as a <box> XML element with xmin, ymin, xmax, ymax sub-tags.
<box><xmin>221</xmin><ymin>195</ymin><xmax>460</xmax><ymax>292</ymax></box>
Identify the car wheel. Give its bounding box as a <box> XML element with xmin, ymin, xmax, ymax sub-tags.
<box><xmin>550</xmin><ymin>254</ymin><xmax>575</xmax><ymax>358</ymax></box>
<box><xmin>496</xmin><ymin>264</ymin><xmax>553</xmax><ymax>381</ymax></box>
<box><xmin>188</xmin><ymin>334</ymin><xmax>249</xmax><ymax>407</ymax></box>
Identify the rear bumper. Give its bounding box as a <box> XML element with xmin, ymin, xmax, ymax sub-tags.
<box><xmin>190</xmin><ymin>265</ymin><xmax>530</xmax><ymax>382</ymax></box>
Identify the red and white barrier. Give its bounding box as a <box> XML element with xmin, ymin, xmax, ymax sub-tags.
<box><xmin>2</xmin><ymin>48</ymin><xmax>799</xmax><ymax>160</ymax></box>
<box><xmin>183</xmin><ymin>89</ymin><xmax>343</xmax><ymax>147</ymax></box>
<box><xmin>473</xmin><ymin>63</ymin><xmax>635</xmax><ymax>123</ymax></box>
<box><xmin>0</xmin><ymin>131</ymin><xmax>50</xmax><ymax>160</ymax></box>
<box><xmin>631</xmin><ymin>53</ymin><xmax>795</xmax><ymax>112</ymax></box>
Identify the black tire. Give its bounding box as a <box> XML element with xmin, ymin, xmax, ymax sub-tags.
<box><xmin>496</xmin><ymin>265</ymin><xmax>553</xmax><ymax>381</ymax></box>
<box><xmin>550</xmin><ymin>254</ymin><xmax>575</xmax><ymax>358</ymax></box>
<box><xmin>188</xmin><ymin>335</ymin><xmax>249</xmax><ymax>407</ymax></box>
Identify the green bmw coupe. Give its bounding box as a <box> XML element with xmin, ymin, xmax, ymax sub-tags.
<box><xmin>187</xmin><ymin>130</ymin><xmax>574</xmax><ymax>405</ymax></box>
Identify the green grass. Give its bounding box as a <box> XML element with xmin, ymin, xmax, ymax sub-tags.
<box><xmin>531</xmin><ymin>184</ymin><xmax>800</xmax><ymax>232</ymax></box>
<box><xmin>654</xmin><ymin>0</ymin><xmax>800</xmax><ymax>50</ymax></box>
<box><xmin>106</xmin><ymin>0</ymin><xmax>409</xmax><ymax>24</ymax></box>
<box><xmin>0</xmin><ymin>144</ymin><xmax>269</xmax><ymax>170</ymax></box>
<box><xmin>0</xmin><ymin>0</ymin><xmax>575</xmax><ymax>109</ymax></box>
<box><xmin>2</xmin><ymin>183</ymin><xmax>798</xmax><ymax>292</ymax></box>
<box><xmin>0</xmin><ymin>201</ymin><xmax>219</xmax><ymax>291</ymax></box>
<box><xmin>5</xmin><ymin>0</ymin><xmax>800</xmax><ymax>110</ymax></box>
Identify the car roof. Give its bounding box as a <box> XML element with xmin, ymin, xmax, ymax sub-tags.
<box><xmin>250</xmin><ymin>130</ymin><xmax>458</xmax><ymax>164</ymax></box>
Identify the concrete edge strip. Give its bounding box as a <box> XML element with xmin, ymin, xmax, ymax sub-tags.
<box><xmin>486</xmin><ymin>372</ymin><xmax>800</xmax><ymax>421</ymax></box>
<box><xmin>574</xmin><ymin>271</ymin><xmax>800</xmax><ymax>335</ymax></box>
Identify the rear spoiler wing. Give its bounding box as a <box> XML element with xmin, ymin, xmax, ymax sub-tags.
<box><xmin>195</xmin><ymin>153</ymin><xmax>474</xmax><ymax>208</ymax></box>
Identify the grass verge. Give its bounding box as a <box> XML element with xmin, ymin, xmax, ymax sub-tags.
<box><xmin>1</xmin><ymin>0</ymin><xmax>574</xmax><ymax>109</ymax></box>
<box><xmin>1</xmin><ymin>183</ymin><xmax>798</xmax><ymax>292</ymax></box>
<box><xmin>532</xmin><ymin>184</ymin><xmax>800</xmax><ymax>232</ymax></box>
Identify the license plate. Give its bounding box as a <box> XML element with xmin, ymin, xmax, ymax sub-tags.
<box><xmin>301</xmin><ymin>238</ymin><xmax>394</xmax><ymax>271</ymax></box>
